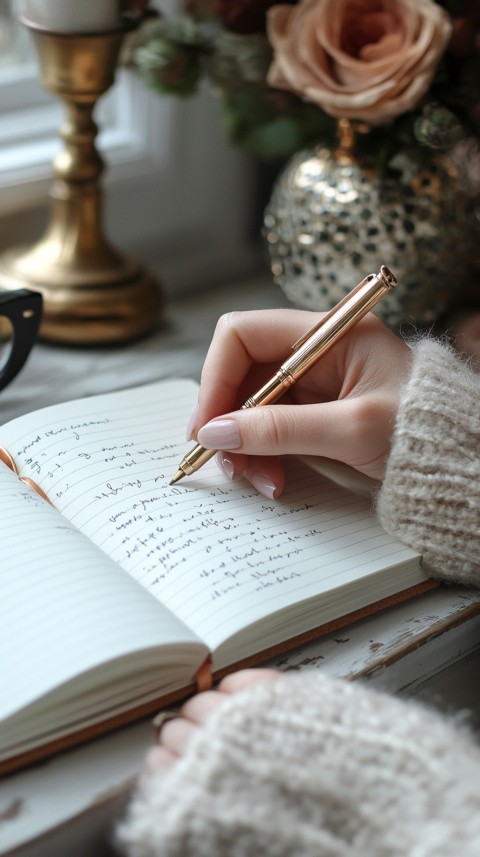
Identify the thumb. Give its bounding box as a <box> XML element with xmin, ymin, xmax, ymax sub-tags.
<box><xmin>197</xmin><ymin>401</ymin><xmax>359</xmax><ymax>462</ymax></box>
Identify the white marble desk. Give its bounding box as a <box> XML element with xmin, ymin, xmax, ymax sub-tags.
<box><xmin>1</xmin><ymin>278</ymin><xmax>480</xmax><ymax>857</ymax></box>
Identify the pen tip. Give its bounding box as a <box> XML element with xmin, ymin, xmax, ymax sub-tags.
<box><xmin>169</xmin><ymin>469</ymin><xmax>185</xmax><ymax>485</ymax></box>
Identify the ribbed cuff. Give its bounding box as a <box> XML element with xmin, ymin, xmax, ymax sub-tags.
<box><xmin>377</xmin><ymin>339</ymin><xmax>480</xmax><ymax>583</ymax></box>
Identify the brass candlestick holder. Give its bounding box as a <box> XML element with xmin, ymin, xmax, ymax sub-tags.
<box><xmin>0</xmin><ymin>18</ymin><xmax>162</xmax><ymax>345</ymax></box>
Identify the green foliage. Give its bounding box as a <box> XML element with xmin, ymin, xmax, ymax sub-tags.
<box><xmin>207</xmin><ymin>31</ymin><xmax>272</xmax><ymax>85</ymax></box>
<box><xmin>217</xmin><ymin>85</ymin><xmax>333</xmax><ymax>159</ymax></box>
<box><xmin>131</xmin><ymin>17</ymin><xmax>208</xmax><ymax>97</ymax></box>
<box><xmin>134</xmin><ymin>40</ymin><xmax>202</xmax><ymax>96</ymax></box>
<box><xmin>414</xmin><ymin>103</ymin><xmax>464</xmax><ymax>149</ymax></box>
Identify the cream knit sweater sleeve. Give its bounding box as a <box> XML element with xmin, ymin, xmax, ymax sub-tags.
<box><xmin>119</xmin><ymin>673</ymin><xmax>480</xmax><ymax>857</ymax></box>
<box><xmin>118</xmin><ymin>340</ymin><xmax>480</xmax><ymax>857</ymax></box>
<box><xmin>377</xmin><ymin>338</ymin><xmax>480</xmax><ymax>584</ymax></box>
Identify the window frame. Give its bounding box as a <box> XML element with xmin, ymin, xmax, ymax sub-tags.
<box><xmin>0</xmin><ymin>59</ymin><xmax>170</xmax><ymax>215</ymax></box>
<box><xmin>0</xmin><ymin>1</ymin><xmax>260</xmax><ymax>294</ymax></box>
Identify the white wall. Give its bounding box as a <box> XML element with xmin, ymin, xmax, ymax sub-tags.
<box><xmin>101</xmin><ymin>83</ymin><xmax>263</xmax><ymax>295</ymax></box>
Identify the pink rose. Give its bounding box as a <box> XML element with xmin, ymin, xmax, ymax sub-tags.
<box><xmin>266</xmin><ymin>0</ymin><xmax>452</xmax><ymax>125</ymax></box>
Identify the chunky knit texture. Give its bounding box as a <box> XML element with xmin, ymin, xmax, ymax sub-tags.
<box><xmin>377</xmin><ymin>339</ymin><xmax>480</xmax><ymax>583</ymax></box>
<box><xmin>118</xmin><ymin>340</ymin><xmax>480</xmax><ymax>857</ymax></box>
<box><xmin>118</xmin><ymin>673</ymin><xmax>480</xmax><ymax>857</ymax></box>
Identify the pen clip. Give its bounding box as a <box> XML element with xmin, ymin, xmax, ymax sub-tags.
<box><xmin>291</xmin><ymin>274</ymin><xmax>375</xmax><ymax>351</ymax></box>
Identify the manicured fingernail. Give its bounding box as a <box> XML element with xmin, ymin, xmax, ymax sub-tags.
<box><xmin>250</xmin><ymin>473</ymin><xmax>278</xmax><ymax>500</ymax></box>
<box><xmin>197</xmin><ymin>419</ymin><xmax>241</xmax><ymax>450</ymax></box>
<box><xmin>216</xmin><ymin>451</ymin><xmax>235</xmax><ymax>480</ymax></box>
<box><xmin>186</xmin><ymin>403</ymin><xmax>200</xmax><ymax>441</ymax></box>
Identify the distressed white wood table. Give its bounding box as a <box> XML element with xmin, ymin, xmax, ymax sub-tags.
<box><xmin>1</xmin><ymin>278</ymin><xmax>480</xmax><ymax>857</ymax></box>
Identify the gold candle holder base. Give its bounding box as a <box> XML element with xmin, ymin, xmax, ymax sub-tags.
<box><xmin>0</xmin><ymin>248</ymin><xmax>162</xmax><ymax>345</ymax></box>
<box><xmin>0</xmin><ymin>18</ymin><xmax>163</xmax><ymax>345</ymax></box>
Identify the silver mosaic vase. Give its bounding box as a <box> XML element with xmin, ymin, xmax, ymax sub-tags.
<box><xmin>263</xmin><ymin>135</ymin><xmax>474</xmax><ymax>328</ymax></box>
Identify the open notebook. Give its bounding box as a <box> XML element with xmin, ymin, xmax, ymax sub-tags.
<box><xmin>0</xmin><ymin>379</ymin><xmax>430</xmax><ymax>773</ymax></box>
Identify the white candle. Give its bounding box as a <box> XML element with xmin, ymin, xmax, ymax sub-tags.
<box><xmin>17</xmin><ymin>0</ymin><xmax>123</xmax><ymax>32</ymax></box>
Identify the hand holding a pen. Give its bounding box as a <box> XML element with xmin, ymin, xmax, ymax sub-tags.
<box><xmin>184</xmin><ymin>306</ymin><xmax>411</xmax><ymax>499</ymax></box>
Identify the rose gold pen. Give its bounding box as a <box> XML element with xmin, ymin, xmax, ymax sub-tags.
<box><xmin>170</xmin><ymin>265</ymin><xmax>396</xmax><ymax>485</ymax></box>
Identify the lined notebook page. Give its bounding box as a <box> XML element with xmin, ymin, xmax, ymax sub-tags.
<box><xmin>1</xmin><ymin>379</ymin><xmax>423</xmax><ymax>666</ymax></box>
<box><xmin>0</xmin><ymin>461</ymin><xmax>205</xmax><ymax>726</ymax></box>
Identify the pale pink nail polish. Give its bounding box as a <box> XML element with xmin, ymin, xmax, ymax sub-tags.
<box><xmin>216</xmin><ymin>451</ymin><xmax>235</xmax><ymax>480</ymax></box>
<box><xmin>197</xmin><ymin>419</ymin><xmax>241</xmax><ymax>450</ymax></box>
<box><xmin>250</xmin><ymin>473</ymin><xmax>278</xmax><ymax>500</ymax></box>
<box><xmin>186</xmin><ymin>403</ymin><xmax>200</xmax><ymax>441</ymax></box>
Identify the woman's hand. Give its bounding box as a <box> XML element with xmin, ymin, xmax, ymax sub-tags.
<box><xmin>188</xmin><ymin>309</ymin><xmax>411</xmax><ymax>498</ymax></box>
<box><xmin>145</xmin><ymin>670</ymin><xmax>280</xmax><ymax>775</ymax></box>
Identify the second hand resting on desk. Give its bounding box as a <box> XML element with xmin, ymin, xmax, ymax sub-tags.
<box><xmin>170</xmin><ymin>265</ymin><xmax>397</xmax><ymax>485</ymax></box>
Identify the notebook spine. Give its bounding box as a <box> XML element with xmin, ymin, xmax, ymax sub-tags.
<box><xmin>195</xmin><ymin>656</ymin><xmax>213</xmax><ymax>692</ymax></box>
<box><xmin>0</xmin><ymin>447</ymin><xmax>54</xmax><ymax>506</ymax></box>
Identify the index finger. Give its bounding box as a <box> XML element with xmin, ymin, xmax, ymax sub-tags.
<box><xmin>197</xmin><ymin>308</ymin><xmax>319</xmax><ymax>427</ymax></box>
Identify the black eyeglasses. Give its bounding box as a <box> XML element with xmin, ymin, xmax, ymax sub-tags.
<box><xmin>0</xmin><ymin>290</ymin><xmax>42</xmax><ymax>392</ymax></box>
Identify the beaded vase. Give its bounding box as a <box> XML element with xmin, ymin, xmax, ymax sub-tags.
<box><xmin>263</xmin><ymin>122</ymin><xmax>474</xmax><ymax>328</ymax></box>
